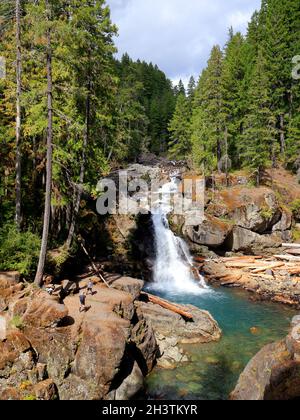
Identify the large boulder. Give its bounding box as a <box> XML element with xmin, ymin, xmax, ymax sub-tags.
<box><xmin>184</xmin><ymin>215</ymin><xmax>232</xmax><ymax>248</ymax></box>
<box><xmin>206</xmin><ymin>187</ymin><xmax>283</xmax><ymax>234</ymax></box>
<box><xmin>112</xmin><ymin>277</ymin><xmax>144</xmax><ymax>301</ymax></box>
<box><xmin>131</xmin><ymin>317</ymin><xmax>158</xmax><ymax>373</ymax></box>
<box><xmin>109</xmin><ymin>361</ymin><xmax>144</xmax><ymax>400</ymax></box>
<box><xmin>20</xmin><ymin>292</ymin><xmax>68</xmax><ymax>329</ymax></box>
<box><xmin>226</xmin><ymin>227</ymin><xmax>282</xmax><ymax>253</ymax></box>
<box><xmin>231</xmin><ymin>317</ymin><xmax>300</xmax><ymax>400</ymax></box>
<box><xmin>70</xmin><ymin>318</ymin><xmax>129</xmax><ymax>400</ymax></box>
<box><xmin>136</xmin><ymin>300</ymin><xmax>221</xmax><ymax>369</ymax></box>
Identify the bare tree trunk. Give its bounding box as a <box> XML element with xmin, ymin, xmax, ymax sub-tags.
<box><xmin>15</xmin><ymin>0</ymin><xmax>22</xmax><ymax>230</ymax></box>
<box><xmin>217</xmin><ymin>138</ymin><xmax>222</xmax><ymax>174</ymax></box>
<box><xmin>35</xmin><ymin>3</ymin><xmax>53</xmax><ymax>286</ymax></box>
<box><xmin>66</xmin><ymin>82</ymin><xmax>90</xmax><ymax>249</ymax></box>
<box><xmin>224</xmin><ymin>126</ymin><xmax>229</xmax><ymax>186</ymax></box>
<box><xmin>280</xmin><ymin>114</ymin><xmax>285</xmax><ymax>155</ymax></box>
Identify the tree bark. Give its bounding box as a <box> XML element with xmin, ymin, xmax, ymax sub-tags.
<box><xmin>280</xmin><ymin>114</ymin><xmax>285</xmax><ymax>155</ymax></box>
<box><xmin>35</xmin><ymin>2</ymin><xmax>53</xmax><ymax>286</ymax></box>
<box><xmin>15</xmin><ymin>0</ymin><xmax>22</xmax><ymax>230</ymax></box>
<box><xmin>66</xmin><ymin>81</ymin><xmax>90</xmax><ymax>249</ymax></box>
<box><xmin>217</xmin><ymin>138</ymin><xmax>222</xmax><ymax>174</ymax></box>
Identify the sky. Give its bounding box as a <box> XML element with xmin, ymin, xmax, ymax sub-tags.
<box><xmin>106</xmin><ymin>0</ymin><xmax>261</xmax><ymax>86</ymax></box>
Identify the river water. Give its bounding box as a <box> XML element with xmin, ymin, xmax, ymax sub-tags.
<box><xmin>145</xmin><ymin>175</ymin><xmax>297</xmax><ymax>400</ymax></box>
<box><xmin>145</xmin><ymin>286</ymin><xmax>296</xmax><ymax>400</ymax></box>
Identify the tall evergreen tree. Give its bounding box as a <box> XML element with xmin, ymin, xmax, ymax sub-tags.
<box><xmin>241</xmin><ymin>49</ymin><xmax>276</xmax><ymax>184</ymax></box>
<box><xmin>187</xmin><ymin>76</ymin><xmax>196</xmax><ymax>100</ymax></box>
<box><xmin>177</xmin><ymin>79</ymin><xmax>186</xmax><ymax>97</ymax></box>
<box><xmin>191</xmin><ymin>46</ymin><xmax>225</xmax><ymax>173</ymax></box>
<box><xmin>168</xmin><ymin>94</ymin><xmax>191</xmax><ymax>159</ymax></box>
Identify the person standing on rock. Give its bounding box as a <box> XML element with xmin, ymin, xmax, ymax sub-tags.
<box><xmin>87</xmin><ymin>280</ymin><xmax>94</xmax><ymax>295</ymax></box>
<box><xmin>79</xmin><ymin>290</ymin><xmax>87</xmax><ymax>313</ymax></box>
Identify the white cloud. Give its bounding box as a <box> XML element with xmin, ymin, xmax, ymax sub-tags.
<box><xmin>107</xmin><ymin>0</ymin><xmax>261</xmax><ymax>81</ymax></box>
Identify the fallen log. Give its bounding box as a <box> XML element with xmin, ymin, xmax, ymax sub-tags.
<box><xmin>141</xmin><ymin>292</ymin><xmax>193</xmax><ymax>321</ymax></box>
<box><xmin>274</xmin><ymin>255</ymin><xmax>300</xmax><ymax>262</ymax></box>
<box><xmin>282</xmin><ymin>243</ymin><xmax>300</xmax><ymax>249</ymax></box>
<box><xmin>221</xmin><ymin>256</ymin><xmax>263</xmax><ymax>262</ymax></box>
<box><xmin>251</xmin><ymin>263</ymin><xmax>285</xmax><ymax>274</ymax></box>
<box><xmin>225</xmin><ymin>262</ymin><xmax>259</xmax><ymax>269</ymax></box>
<box><xmin>285</xmin><ymin>249</ymin><xmax>300</xmax><ymax>256</ymax></box>
<box><xmin>220</xmin><ymin>273</ymin><xmax>243</xmax><ymax>283</ymax></box>
<box><xmin>288</xmin><ymin>268</ymin><xmax>300</xmax><ymax>275</ymax></box>
<box><xmin>79</xmin><ymin>239</ymin><xmax>111</xmax><ymax>288</ymax></box>
<box><xmin>194</xmin><ymin>256</ymin><xmax>206</xmax><ymax>263</ymax></box>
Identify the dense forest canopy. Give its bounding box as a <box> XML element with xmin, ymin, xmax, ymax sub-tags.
<box><xmin>0</xmin><ymin>0</ymin><xmax>299</xmax><ymax>281</ymax></box>
<box><xmin>171</xmin><ymin>0</ymin><xmax>300</xmax><ymax>181</ymax></box>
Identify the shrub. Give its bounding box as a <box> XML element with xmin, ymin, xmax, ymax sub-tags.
<box><xmin>291</xmin><ymin>199</ymin><xmax>300</xmax><ymax>218</ymax></box>
<box><xmin>10</xmin><ymin>315</ymin><xmax>25</xmax><ymax>330</ymax></box>
<box><xmin>22</xmin><ymin>395</ymin><xmax>36</xmax><ymax>401</ymax></box>
<box><xmin>260</xmin><ymin>207</ymin><xmax>273</xmax><ymax>220</ymax></box>
<box><xmin>292</xmin><ymin>228</ymin><xmax>300</xmax><ymax>242</ymax></box>
<box><xmin>0</xmin><ymin>224</ymin><xmax>40</xmax><ymax>278</ymax></box>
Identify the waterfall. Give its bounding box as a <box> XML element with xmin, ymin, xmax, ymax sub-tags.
<box><xmin>149</xmin><ymin>176</ymin><xmax>208</xmax><ymax>295</ymax></box>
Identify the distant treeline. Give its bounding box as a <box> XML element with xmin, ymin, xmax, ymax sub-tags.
<box><xmin>169</xmin><ymin>0</ymin><xmax>300</xmax><ymax>183</ymax></box>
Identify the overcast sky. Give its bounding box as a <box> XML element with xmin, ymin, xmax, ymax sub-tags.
<box><xmin>106</xmin><ymin>0</ymin><xmax>261</xmax><ymax>86</ymax></box>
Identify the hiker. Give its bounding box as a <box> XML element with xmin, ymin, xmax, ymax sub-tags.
<box><xmin>45</xmin><ymin>285</ymin><xmax>55</xmax><ymax>296</ymax></box>
<box><xmin>87</xmin><ymin>280</ymin><xmax>94</xmax><ymax>295</ymax></box>
<box><xmin>79</xmin><ymin>290</ymin><xmax>87</xmax><ymax>313</ymax></box>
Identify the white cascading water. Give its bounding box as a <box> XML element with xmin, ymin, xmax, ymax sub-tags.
<box><xmin>150</xmin><ymin>176</ymin><xmax>208</xmax><ymax>295</ymax></box>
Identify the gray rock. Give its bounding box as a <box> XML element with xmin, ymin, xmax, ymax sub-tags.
<box><xmin>272</xmin><ymin>210</ymin><xmax>293</xmax><ymax>233</ymax></box>
<box><xmin>184</xmin><ymin>215</ymin><xmax>232</xmax><ymax>248</ymax></box>
<box><xmin>291</xmin><ymin>316</ymin><xmax>300</xmax><ymax>327</ymax></box>
<box><xmin>232</xmin><ymin>319</ymin><xmax>300</xmax><ymax>400</ymax></box>
<box><xmin>114</xmin><ymin>362</ymin><xmax>144</xmax><ymax>400</ymax></box>
<box><xmin>227</xmin><ymin>227</ymin><xmax>282</xmax><ymax>253</ymax></box>
<box><xmin>136</xmin><ymin>300</ymin><xmax>221</xmax><ymax>369</ymax></box>
<box><xmin>113</xmin><ymin>277</ymin><xmax>144</xmax><ymax>300</ymax></box>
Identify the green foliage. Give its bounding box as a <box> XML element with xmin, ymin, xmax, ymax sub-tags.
<box><xmin>22</xmin><ymin>395</ymin><xmax>37</xmax><ymax>401</ymax></box>
<box><xmin>168</xmin><ymin>94</ymin><xmax>192</xmax><ymax>159</ymax></box>
<box><xmin>292</xmin><ymin>227</ymin><xmax>300</xmax><ymax>242</ymax></box>
<box><xmin>10</xmin><ymin>315</ymin><xmax>25</xmax><ymax>331</ymax></box>
<box><xmin>0</xmin><ymin>224</ymin><xmax>40</xmax><ymax>277</ymax></box>
<box><xmin>183</xmin><ymin>1</ymin><xmax>300</xmax><ymax>179</ymax></box>
<box><xmin>290</xmin><ymin>199</ymin><xmax>300</xmax><ymax>218</ymax></box>
<box><xmin>47</xmin><ymin>246</ymin><xmax>70</xmax><ymax>277</ymax></box>
<box><xmin>191</xmin><ymin>46</ymin><xmax>225</xmax><ymax>173</ymax></box>
<box><xmin>260</xmin><ymin>207</ymin><xmax>273</xmax><ymax>221</ymax></box>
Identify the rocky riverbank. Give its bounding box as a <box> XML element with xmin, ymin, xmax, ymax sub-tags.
<box><xmin>203</xmin><ymin>255</ymin><xmax>300</xmax><ymax>308</ymax></box>
<box><xmin>231</xmin><ymin>315</ymin><xmax>300</xmax><ymax>400</ymax></box>
<box><xmin>0</xmin><ymin>271</ymin><xmax>221</xmax><ymax>400</ymax></box>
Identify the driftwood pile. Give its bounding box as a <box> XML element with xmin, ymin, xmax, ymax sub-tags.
<box><xmin>201</xmin><ymin>243</ymin><xmax>300</xmax><ymax>285</ymax></box>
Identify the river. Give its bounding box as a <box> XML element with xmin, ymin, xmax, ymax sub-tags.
<box><xmin>146</xmin><ymin>174</ymin><xmax>297</xmax><ymax>400</ymax></box>
<box><xmin>145</xmin><ymin>286</ymin><xmax>296</xmax><ymax>400</ymax></box>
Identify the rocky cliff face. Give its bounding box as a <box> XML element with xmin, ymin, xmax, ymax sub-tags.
<box><xmin>0</xmin><ymin>272</ymin><xmax>221</xmax><ymax>400</ymax></box>
<box><xmin>183</xmin><ymin>185</ymin><xmax>293</xmax><ymax>255</ymax></box>
<box><xmin>231</xmin><ymin>316</ymin><xmax>300</xmax><ymax>400</ymax></box>
<box><xmin>97</xmin><ymin>165</ymin><xmax>299</xmax><ymax>277</ymax></box>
